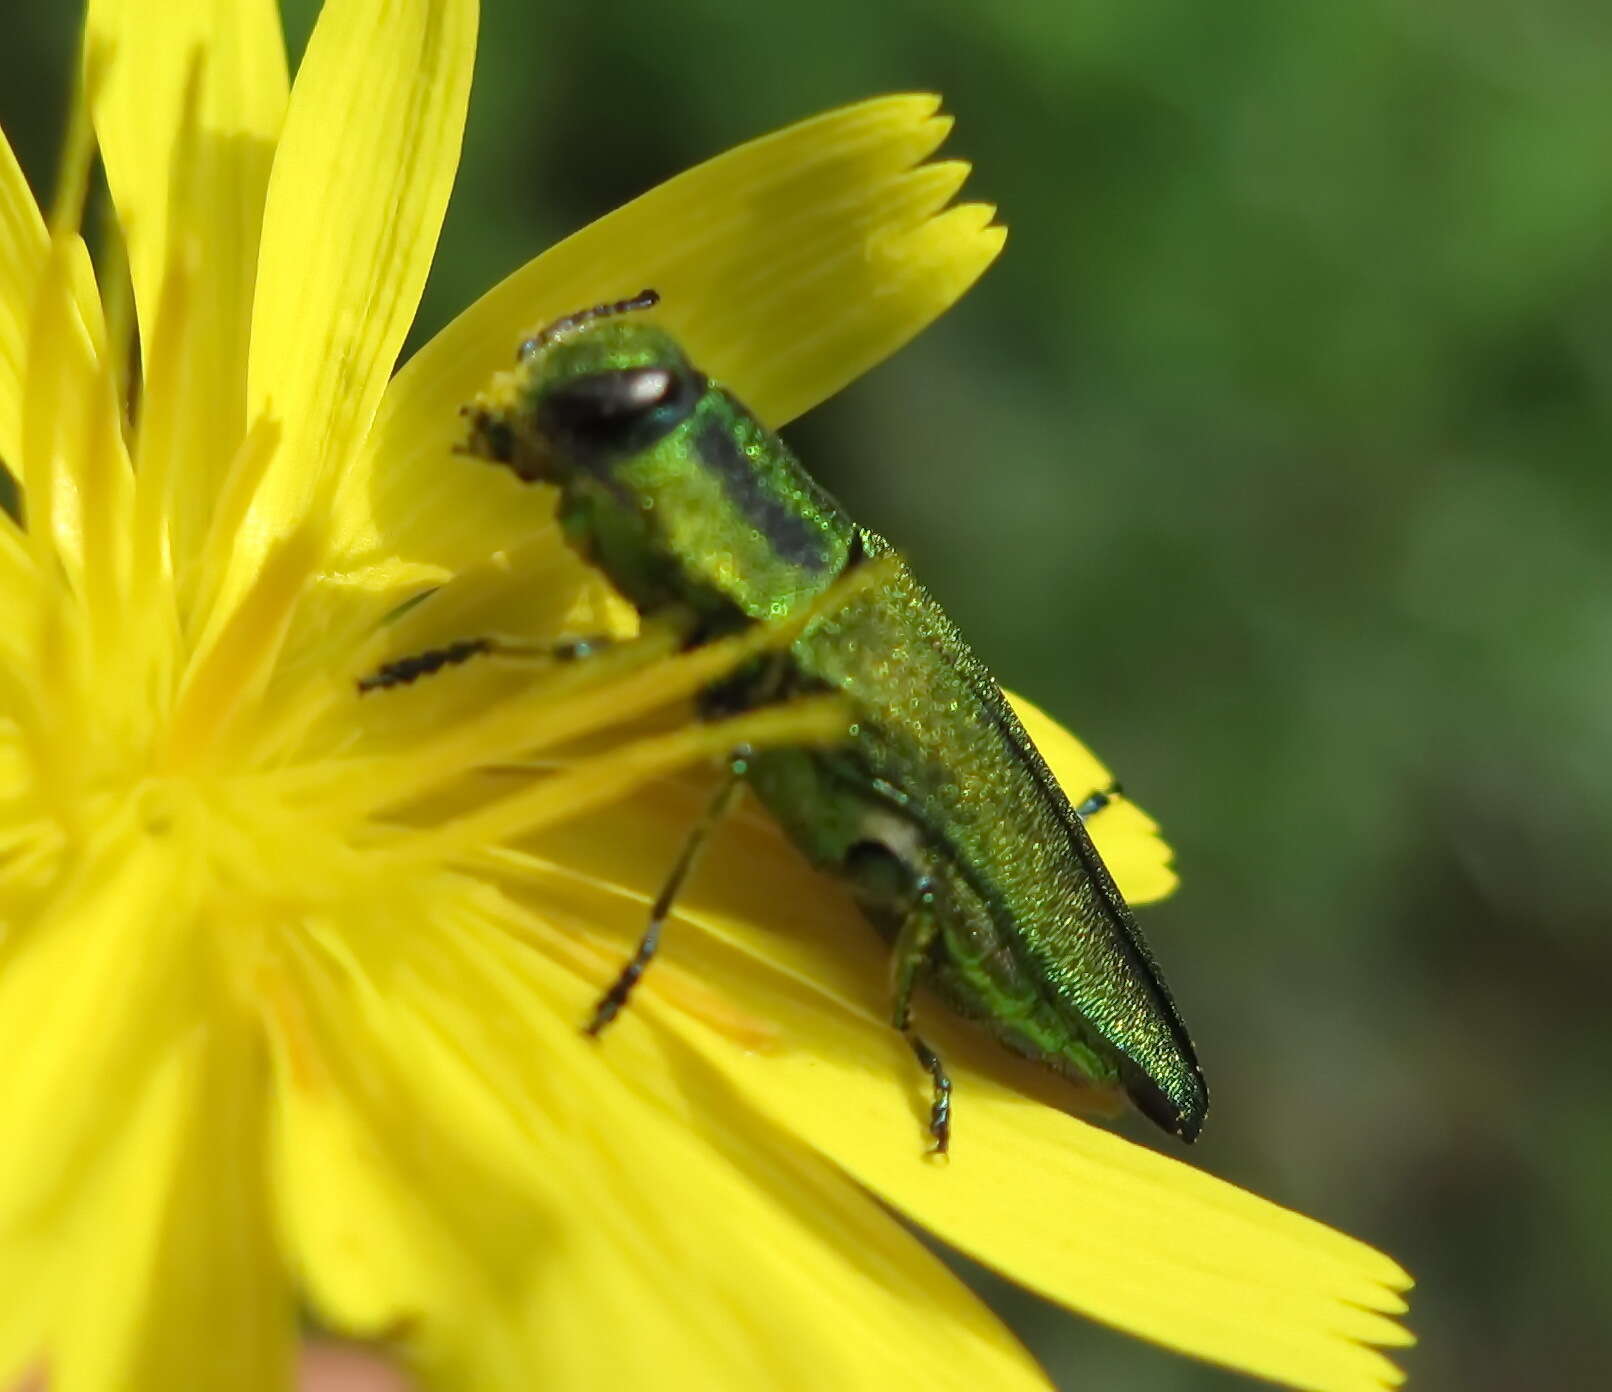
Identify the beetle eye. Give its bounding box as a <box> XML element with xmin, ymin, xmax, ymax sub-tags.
<box><xmin>538</xmin><ymin>366</ymin><xmax>697</xmax><ymax>457</ymax></box>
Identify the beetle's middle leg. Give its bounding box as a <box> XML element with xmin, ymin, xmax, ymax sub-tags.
<box><xmin>585</xmin><ymin>752</ymin><xmax>749</xmax><ymax>1035</ymax></box>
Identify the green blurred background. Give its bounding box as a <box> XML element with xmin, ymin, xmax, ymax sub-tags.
<box><xmin>5</xmin><ymin>2</ymin><xmax>1608</xmax><ymax>1387</ymax></box>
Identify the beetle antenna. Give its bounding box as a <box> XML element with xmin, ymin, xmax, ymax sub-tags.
<box><xmin>519</xmin><ymin>288</ymin><xmax>660</xmax><ymax>359</ymax></box>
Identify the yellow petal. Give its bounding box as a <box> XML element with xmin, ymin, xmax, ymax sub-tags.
<box><xmin>0</xmin><ymin>82</ymin><xmax>111</xmax><ymax>484</ymax></box>
<box><xmin>18</xmin><ymin>236</ymin><xmax>136</xmax><ymax>680</ymax></box>
<box><xmin>493</xmin><ymin>783</ymin><xmax>1407</xmax><ymax>1390</ymax></box>
<box><xmin>212</xmin><ymin>0</ymin><xmax>476</xmax><ymax>626</ymax></box>
<box><xmin>88</xmin><ymin>0</ymin><xmax>287</xmax><ymax>362</ymax></box>
<box><xmin>330</xmin><ymin>95</ymin><xmax>1003</xmax><ymax>600</ymax></box>
<box><xmin>49</xmin><ymin>1012</ymin><xmax>290</xmax><ymax>1392</ymax></box>
<box><xmin>0</xmin><ymin>1227</ymin><xmax>54</xmax><ymax>1389</ymax></box>
<box><xmin>646</xmin><ymin>927</ymin><xmax>1410</xmax><ymax>1392</ymax></box>
<box><xmin>0</xmin><ymin>828</ymin><xmax>198</xmax><ymax>1226</ymax></box>
<box><xmin>0</xmin><ymin>515</ymin><xmax>36</xmax><ymax>670</ymax></box>
<box><xmin>0</xmin><ymin>123</ymin><xmax>48</xmax><ymax>470</ymax></box>
<box><xmin>1006</xmin><ymin>689</ymin><xmax>1178</xmax><ymax>904</ymax></box>
<box><xmin>87</xmin><ymin>0</ymin><xmax>288</xmax><ymax>573</ymax></box>
<box><xmin>274</xmin><ymin>885</ymin><xmax>1048</xmax><ymax>1389</ymax></box>
<box><xmin>0</xmin><ymin>816</ymin><xmax>290</xmax><ymax>1389</ymax></box>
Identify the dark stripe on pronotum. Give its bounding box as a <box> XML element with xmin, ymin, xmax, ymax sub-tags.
<box><xmin>694</xmin><ymin>417</ymin><xmax>829</xmax><ymax>572</ymax></box>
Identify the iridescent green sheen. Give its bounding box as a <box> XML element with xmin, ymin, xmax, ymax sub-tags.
<box><xmin>467</xmin><ymin>311</ymin><xmax>1207</xmax><ymax>1144</ymax></box>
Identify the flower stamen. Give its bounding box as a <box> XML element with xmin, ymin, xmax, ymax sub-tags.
<box><xmin>166</xmin><ymin>524</ymin><xmax>322</xmax><ymax>769</ymax></box>
<box><xmin>381</xmin><ymin>695</ymin><xmax>850</xmax><ymax>866</ymax></box>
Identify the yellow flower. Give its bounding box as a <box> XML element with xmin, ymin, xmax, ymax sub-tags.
<box><xmin>0</xmin><ymin>0</ymin><xmax>1412</xmax><ymax>1388</ymax></box>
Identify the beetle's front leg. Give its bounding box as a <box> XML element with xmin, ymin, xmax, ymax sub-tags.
<box><xmin>357</xmin><ymin>634</ymin><xmax>614</xmax><ymax>694</ymax></box>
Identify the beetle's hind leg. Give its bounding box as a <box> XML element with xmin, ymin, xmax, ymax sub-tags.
<box><xmin>1074</xmin><ymin>780</ymin><xmax>1123</xmax><ymax>820</ymax></box>
<box><xmin>890</xmin><ymin>882</ymin><xmax>952</xmax><ymax>1156</ymax></box>
<box><xmin>357</xmin><ymin>634</ymin><xmax>613</xmax><ymax>693</ymax></box>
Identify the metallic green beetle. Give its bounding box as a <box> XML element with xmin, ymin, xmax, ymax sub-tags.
<box><xmin>417</xmin><ymin>291</ymin><xmax>1206</xmax><ymax>1151</ymax></box>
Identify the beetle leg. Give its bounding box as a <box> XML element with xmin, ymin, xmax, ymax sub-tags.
<box><xmin>890</xmin><ymin>881</ymin><xmax>951</xmax><ymax>1155</ymax></box>
<box><xmin>585</xmin><ymin>754</ymin><xmax>748</xmax><ymax>1035</ymax></box>
<box><xmin>356</xmin><ymin>634</ymin><xmax>613</xmax><ymax>693</ymax></box>
<box><xmin>1074</xmin><ymin>780</ymin><xmax>1123</xmax><ymax>820</ymax></box>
